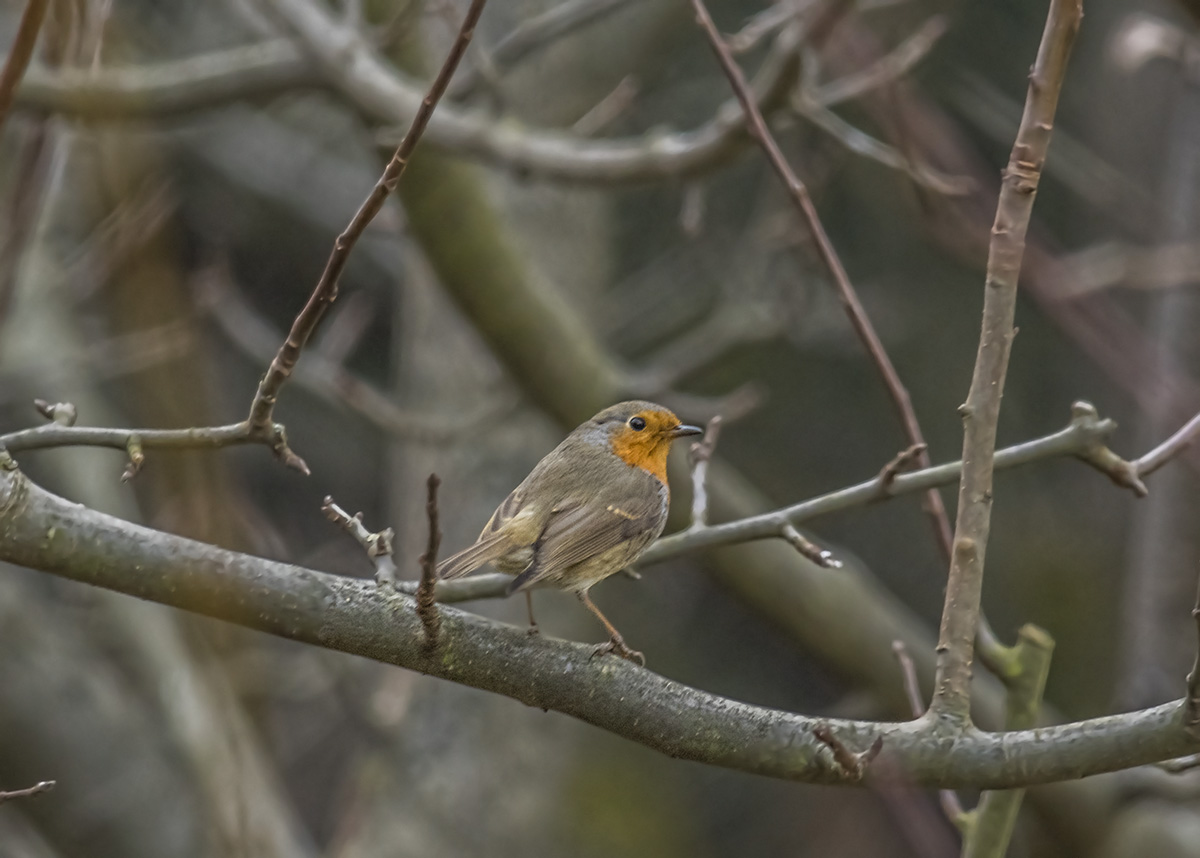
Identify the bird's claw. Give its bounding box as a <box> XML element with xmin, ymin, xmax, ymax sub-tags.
<box><xmin>591</xmin><ymin>637</ymin><xmax>645</xmax><ymax>667</ymax></box>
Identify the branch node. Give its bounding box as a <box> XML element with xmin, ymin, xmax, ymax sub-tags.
<box><xmin>781</xmin><ymin>523</ymin><xmax>841</xmax><ymax>568</ymax></box>
<box><xmin>121</xmin><ymin>435</ymin><xmax>145</xmax><ymax>482</ymax></box>
<box><xmin>0</xmin><ymin>780</ymin><xmax>55</xmax><ymax>805</ymax></box>
<box><xmin>417</xmin><ymin>473</ymin><xmax>443</xmax><ymax>648</ymax></box>
<box><xmin>688</xmin><ymin>415</ymin><xmax>723</xmax><ymax>530</ymax></box>
<box><xmin>812</xmin><ymin>724</ymin><xmax>882</xmax><ymax>781</ymax></box>
<box><xmin>876</xmin><ymin>442</ymin><xmax>927</xmax><ymax>493</ymax></box>
<box><xmin>34</xmin><ymin>399</ymin><xmax>77</xmax><ymax>426</ymax></box>
<box><xmin>322</xmin><ymin>495</ymin><xmax>399</xmax><ymax>586</ymax></box>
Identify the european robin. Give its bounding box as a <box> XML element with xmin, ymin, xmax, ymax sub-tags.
<box><xmin>437</xmin><ymin>401</ymin><xmax>702</xmax><ymax>665</ymax></box>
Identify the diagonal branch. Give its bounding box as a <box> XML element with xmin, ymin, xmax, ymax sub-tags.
<box><xmin>929</xmin><ymin>0</ymin><xmax>1082</xmax><ymax>723</ymax></box>
<box><xmin>245</xmin><ymin>0</ymin><xmax>489</xmax><ymax>447</ymax></box>
<box><xmin>688</xmin><ymin>0</ymin><xmax>954</xmax><ymax>569</ymax></box>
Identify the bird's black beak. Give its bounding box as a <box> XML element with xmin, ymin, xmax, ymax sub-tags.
<box><xmin>671</xmin><ymin>424</ymin><xmax>704</xmax><ymax>439</ymax></box>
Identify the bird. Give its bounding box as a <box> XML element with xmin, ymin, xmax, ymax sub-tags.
<box><xmin>437</xmin><ymin>401</ymin><xmax>702</xmax><ymax>665</ymax></box>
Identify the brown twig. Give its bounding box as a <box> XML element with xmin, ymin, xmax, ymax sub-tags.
<box><xmin>0</xmin><ymin>779</ymin><xmax>54</xmax><ymax>805</ymax></box>
<box><xmin>321</xmin><ymin>496</ymin><xmax>398</xmax><ymax>587</ymax></box>
<box><xmin>877</xmin><ymin>443</ymin><xmax>928</xmax><ymax>493</ymax></box>
<box><xmin>416</xmin><ymin>473</ymin><xmax>443</xmax><ymax>646</ymax></box>
<box><xmin>892</xmin><ymin>641</ymin><xmax>966</xmax><ymax>822</ymax></box>
<box><xmin>813</xmin><ymin>724</ymin><xmax>884</xmax><ymax>781</ymax></box>
<box><xmin>688</xmin><ymin>415</ymin><xmax>722</xmax><ymax>529</ymax></box>
<box><xmin>688</xmin><ymin>0</ymin><xmax>954</xmax><ymax>568</ymax></box>
<box><xmin>0</xmin><ymin>0</ymin><xmax>51</xmax><ymax>134</ymax></box>
<box><xmin>929</xmin><ymin>0</ymin><xmax>1082</xmax><ymax>723</ymax></box>
<box><xmin>245</xmin><ymin>0</ymin><xmax>489</xmax><ymax>450</ymax></box>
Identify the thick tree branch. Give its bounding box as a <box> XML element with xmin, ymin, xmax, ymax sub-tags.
<box><xmin>0</xmin><ymin>465</ymin><xmax>1196</xmax><ymax>789</ymax></box>
<box><xmin>929</xmin><ymin>0</ymin><xmax>1082</xmax><ymax>724</ymax></box>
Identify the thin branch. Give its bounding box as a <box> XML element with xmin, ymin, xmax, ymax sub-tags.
<box><xmin>892</xmin><ymin>641</ymin><xmax>966</xmax><ymax>823</ymax></box>
<box><xmin>1</xmin><ymin>414</ymin><xmax>270</xmax><ymax>463</ymax></box>
<box><xmin>416</xmin><ymin>474</ymin><xmax>443</xmax><ymax>647</ymax></box>
<box><xmin>689</xmin><ymin>0</ymin><xmax>955</xmax><ymax>571</ymax></box>
<box><xmin>322</xmin><ymin>496</ymin><xmax>398</xmax><ymax>587</ymax></box>
<box><xmin>0</xmin><ymin>0</ymin><xmax>51</xmax><ymax>133</ymax></box>
<box><xmin>781</xmin><ymin>524</ymin><xmax>841</xmax><ymax>568</ymax></box>
<box><xmin>1186</xmin><ymin>572</ymin><xmax>1200</xmax><ymax>737</ymax></box>
<box><xmin>644</xmin><ymin>403</ymin><xmax>1121</xmax><ymax>565</ymax></box>
<box><xmin>1135</xmin><ymin>410</ymin><xmax>1200</xmax><ymax>478</ymax></box>
<box><xmin>688</xmin><ymin>416</ymin><xmax>722</xmax><ymax>529</ymax></box>
<box><xmin>929</xmin><ymin>0</ymin><xmax>1082</xmax><ymax>724</ymax></box>
<box><xmin>425</xmin><ymin>406</ymin><xmax>1130</xmax><ymax>603</ymax></box>
<box><xmin>809</xmin><ymin>16</ymin><xmax>948</xmax><ymax>108</ymax></box>
<box><xmin>0</xmin><ymin>780</ymin><xmax>55</xmax><ymax>805</ymax></box>
<box><xmin>246</xmin><ymin>0</ymin><xmax>490</xmax><ymax>444</ymax></box>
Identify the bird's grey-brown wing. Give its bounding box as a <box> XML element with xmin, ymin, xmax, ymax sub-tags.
<box><xmin>436</xmin><ymin>486</ymin><xmax>531</xmax><ymax>580</ymax></box>
<box><xmin>506</xmin><ymin>491</ymin><xmax>665</xmax><ymax>593</ymax></box>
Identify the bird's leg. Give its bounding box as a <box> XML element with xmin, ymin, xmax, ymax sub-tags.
<box><xmin>525</xmin><ymin>591</ymin><xmax>539</xmax><ymax>636</ymax></box>
<box><xmin>578</xmin><ymin>592</ymin><xmax>644</xmax><ymax>666</ymax></box>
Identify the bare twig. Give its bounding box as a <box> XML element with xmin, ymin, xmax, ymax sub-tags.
<box><xmin>688</xmin><ymin>416</ymin><xmax>722</xmax><ymax>529</ymax></box>
<box><xmin>322</xmin><ymin>496</ymin><xmax>399</xmax><ymax>587</ymax></box>
<box><xmin>1185</xmin><ymin>572</ymin><xmax>1200</xmax><ymax>737</ymax></box>
<box><xmin>877</xmin><ymin>443</ymin><xmax>927</xmax><ymax>492</ymax></box>
<box><xmin>416</xmin><ymin>474</ymin><xmax>443</xmax><ymax>646</ymax></box>
<box><xmin>781</xmin><ymin>523</ymin><xmax>841</xmax><ymax>568</ymax></box>
<box><xmin>892</xmin><ymin>640</ymin><xmax>966</xmax><ymax>822</ymax></box>
<box><xmin>245</xmin><ymin>0</ymin><xmax>489</xmax><ymax>451</ymax></box>
<box><xmin>0</xmin><ymin>780</ymin><xmax>54</xmax><ymax>805</ymax></box>
<box><xmin>0</xmin><ymin>0</ymin><xmax>51</xmax><ymax>134</ymax></box>
<box><xmin>810</xmin><ymin>16</ymin><xmax>948</xmax><ymax>108</ymax></box>
<box><xmin>1135</xmin><ymin>410</ymin><xmax>1200</xmax><ymax>478</ymax></box>
<box><xmin>689</xmin><ymin>0</ymin><xmax>955</xmax><ymax>570</ymax></box>
<box><xmin>929</xmin><ymin>0</ymin><xmax>1082</xmax><ymax>724</ymax></box>
<box><xmin>813</xmin><ymin>724</ymin><xmax>884</xmax><ymax>781</ymax></box>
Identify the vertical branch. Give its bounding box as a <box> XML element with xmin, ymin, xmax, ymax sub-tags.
<box><xmin>687</xmin><ymin>0</ymin><xmax>954</xmax><ymax>568</ymax></box>
<box><xmin>245</xmin><ymin>0</ymin><xmax>489</xmax><ymax>446</ymax></box>
<box><xmin>961</xmin><ymin>625</ymin><xmax>1054</xmax><ymax>858</ymax></box>
<box><xmin>1184</xmin><ymin>571</ymin><xmax>1200</xmax><ymax>735</ymax></box>
<box><xmin>929</xmin><ymin>0</ymin><xmax>1082</xmax><ymax>722</ymax></box>
<box><xmin>416</xmin><ymin>473</ymin><xmax>443</xmax><ymax>646</ymax></box>
<box><xmin>0</xmin><ymin>0</ymin><xmax>51</xmax><ymax>134</ymax></box>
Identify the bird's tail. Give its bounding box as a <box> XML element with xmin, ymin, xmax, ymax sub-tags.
<box><xmin>436</xmin><ymin>532</ymin><xmax>513</xmax><ymax>580</ymax></box>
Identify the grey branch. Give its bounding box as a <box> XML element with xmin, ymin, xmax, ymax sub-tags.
<box><xmin>1</xmin><ymin>465</ymin><xmax>1198</xmax><ymax>789</ymax></box>
<box><xmin>929</xmin><ymin>0</ymin><xmax>1082</xmax><ymax>723</ymax></box>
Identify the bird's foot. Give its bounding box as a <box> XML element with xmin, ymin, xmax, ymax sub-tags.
<box><xmin>526</xmin><ymin>623</ymin><xmax>540</xmax><ymax>637</ymax></box>
<box><xmin>591</xmin><ymin>636</ymin><xmax>645</xmax><ymax>667</ymax></box>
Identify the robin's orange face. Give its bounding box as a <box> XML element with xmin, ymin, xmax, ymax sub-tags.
<box><xmin>608</xmin><ymin>408</ymin><xmax>700</xmax><ymax>481</ymax></box>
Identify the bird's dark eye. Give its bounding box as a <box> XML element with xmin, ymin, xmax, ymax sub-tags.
<box><xmin>629</xmin><ymin>416</ymin><xmax>647</xmax><ymax>431</ymax></box>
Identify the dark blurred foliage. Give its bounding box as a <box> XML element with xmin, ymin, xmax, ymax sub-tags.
<box><xmin>1</xmin><ymin>0</ymin><xmax>1199</xmax><ymax>855</ymax></box>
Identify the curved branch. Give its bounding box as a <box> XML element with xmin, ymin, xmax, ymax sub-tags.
<box><xmin>0</xmin><ymin>466</ymin><xmax>1195</xmax><ymax>790</ymax></box>
<box><xmin>13</xmin><ymin>10</ymin><xmax>798</xmax><ymax>184</ymax></box>
<box><xmin>17</xmin><ymin>40</ymin><xmax>325</xmax><ymax>119</ymax></box>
